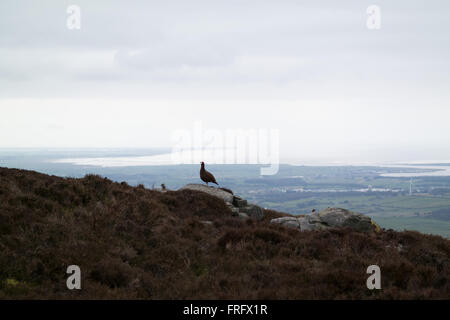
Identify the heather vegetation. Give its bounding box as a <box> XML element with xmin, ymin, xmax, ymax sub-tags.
<box><xmin>0</xmin><ymin>167</ymin><xmax>449</xmax><ymax>299</ymax></box>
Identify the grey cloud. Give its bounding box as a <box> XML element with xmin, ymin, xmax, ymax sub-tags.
<box><xmin>0</xmin><ymin>0</ymin><xmax>449</xmax><ymax>99</ymax></box>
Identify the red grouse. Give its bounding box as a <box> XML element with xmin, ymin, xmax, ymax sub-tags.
<box><xmin>200</xmin><ymin>162</ymin><xmax>218</xmax><ymax>186</ymax></box>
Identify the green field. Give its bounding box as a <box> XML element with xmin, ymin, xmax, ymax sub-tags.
<box><xmin>372</xmin><ymin>217</ymin><xmax>450</xmax><ymax>239</ymax></box>
<box><xmin>259</xmin><ymin>194</ymin><xmax>450</xmax><ymax>217</ymax></box>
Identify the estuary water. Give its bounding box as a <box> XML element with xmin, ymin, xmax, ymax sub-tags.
<box><xmin>47</xmin><ymin>151</ymin><xmax>450</xmax><ymax>178</ymax></box>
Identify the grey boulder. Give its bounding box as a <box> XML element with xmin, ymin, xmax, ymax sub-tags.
<box><xmin>181</xmin><ymin>184</ymin><xmax>234</xmax><ymax>204</ymax></box>
<box><xmin>270</xmin><ymin>215</ymin><xmax>326</xmax><ymax>231</ymax></box>
<box><xmin>180</xmin><ymin>184</ymin><xmax>265</xmax><ymax>221</ymax></box>
<box><xmin>318</xmin><ymin>208</ymin><xmax>374</xmax><ymax>232</ymax></box>
<box><xmin>239</xmin><ymin>205</ymin><xmax>265</xmax><ymax>220</ymax></box>
<box><xmin>271</xmin><ymin>208</ymin><xmax>377</xmax><ymax>233</ymax></box>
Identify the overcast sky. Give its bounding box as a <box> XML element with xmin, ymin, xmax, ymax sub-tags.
<box><xmin>1</xmin><ymin>0</ymin><xmax>449</xmax><ymax>163</ymax></box>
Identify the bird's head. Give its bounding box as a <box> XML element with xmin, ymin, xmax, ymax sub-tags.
<box><xmin>200</xmin><ymin>161</ymin><xmax>205</xmax><ymax>166</ymax></box>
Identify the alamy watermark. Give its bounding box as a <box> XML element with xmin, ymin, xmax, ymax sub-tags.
<box><xmin>67</xmin><ymin>5</ymin><xmax>81</xmax><ymax>30</ymax></box>
<box><xmin>171</xmin><ymin>122</ymin><xmax>279</xmax><ymax>175</ymax></box>
<box><xmin>366</xmin><ymin>265</ymin><xmax>381</xmax><ymax>290</ymax></box>
<box><xmin>366</xmin><ymin>5</ymin><xmax>381</xmax><ymax>30</ymax></box>
<box><xmin>64</xmin><ymin>264</ymin><xmax>381</xmax><ymax>291</ymax></box>
<box><xmin>66</xmin><ymin>265</ymin><xmax>81</xmax><ymax>290</ymax></box>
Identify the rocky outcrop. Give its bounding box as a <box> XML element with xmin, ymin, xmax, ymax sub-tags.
<box><xmin>271</xmin><ymin>215</ymin><xmax>328</xmax><ymax>231</ymax></box>
<box><xmin>182</xmin><ymin>184</ymin><xmax>381</xmax><ymax>231</ymax></box>
<box><xmin>181</xmin><ymin>184</ymin><xmax>234</xmax><ymax>203</ymax></box>
<box><xmin>318</xmin><ymin>207</ymin><xmax>375</xmax><ymax>232</ymax></box>
<box><xmin>271</xmin><ymin>208</ymin><xmax>380</xmax><ymax>233</ymax></box>
<box><xmin>238</xmin><ymin>203</ymin><xmax>265</xmax><ymax>220</ymax></box>
<box><xmin>181</xmin><ymin>184</ymin><xmax>265</xmax><ymax>220</ymax></box>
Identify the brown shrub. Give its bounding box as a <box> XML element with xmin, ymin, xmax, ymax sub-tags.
<box><xmin>0</xmin><ymin>167</ymin><xmax>449</xmax><ymax>299</ymax></box>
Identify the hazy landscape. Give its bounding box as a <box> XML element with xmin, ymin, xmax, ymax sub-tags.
<box><xmin>1</xmin><ymin>0</ymin><xmax>450</xmax><ymax>303</ymax></box>
<box><xmin>2</xmin><ymin>149</ymin><xmax>450</xmax><ymax>238</ymax></box>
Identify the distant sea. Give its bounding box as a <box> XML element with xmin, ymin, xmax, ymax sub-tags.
<box><xmin>2</xmin><ymin>148</ymin><xmax>450</xmax><ymax>177</ymax></box>
<box><xmin>52</xmin><ymin>152</ymin><xmax>450</xmax><ymax>177</ymax></box>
